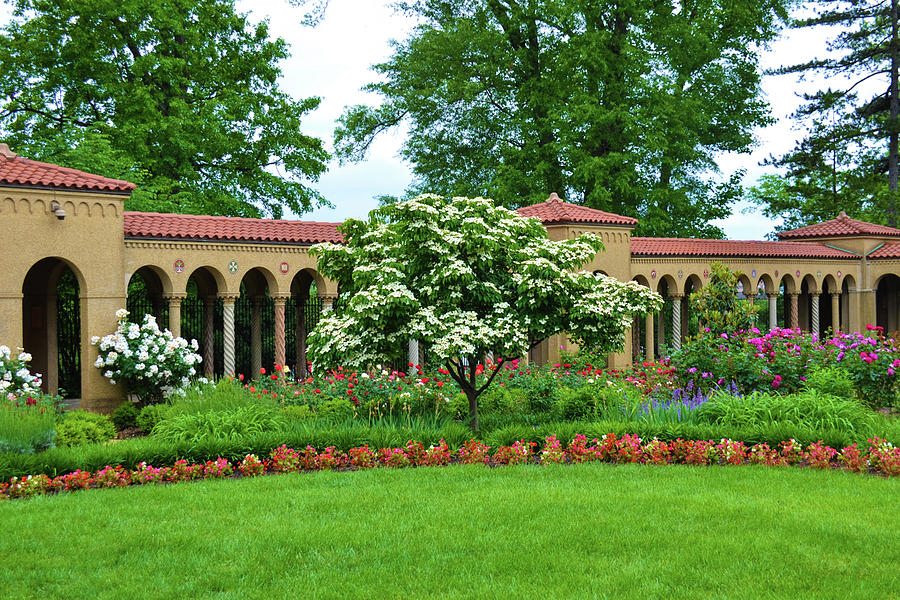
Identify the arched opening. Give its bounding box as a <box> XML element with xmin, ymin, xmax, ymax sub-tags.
<box><xmin>841</xmin><ymin>275</ymin><xmax>857</xmax><ymax>333</ymax></box>
<box><xmin>799</xmin><ymin>274</ymin><xmax>820</xmax><ymax>334</ymax></box>
<box><xmin>184</xmin><ymin>267</ymin><xmax>223</xmax><ymax>379</ymax></box>
<box><xmin>236</xmin><ymin>268</ymin><xmax>276</xmax><ymax>379</ymax></box>
<box><xmin>126</xmin><ymin>267</ymin><xmax>169</xmax><ymax>329</ymax></box>
<box><xmin>683</xmin><ymin>274</ymin><xmax>703</xmax><ymax>339</ymax></box>
<box><xmin>631</xmin><ymin>275</ymin><xmax>651</xmax><ymax>362</ymax></box>
<box><xmin>778</xmin><ymin>275</ymin><xmax>797</xmax><ymax>329</ymax></box>
<box><xmin>289</xmin><ymin>269</ymin><xmax>325</xmax><ymax>377</ymax></box>
<box><xmin>656</xmin><ymin>275</ymin><xmax>678</xmax><ymax>353</ymax></box>
<box><xmin>876</xmin><ymin>274</ymin><xmax>900</xmax><ymax>334</ymax></box>
<box><xmin>756</xmin><ymin>274</ymin><xmax>776</xmax><ymax>331</ymax></box>
<box><xmin>21</xmin><ymin>258</ymin><xmax>83</xmax><ymax>400</ymax></box>
<box><xmin>821</xmin><ymin>275</ymin><xmax>839</xmax><ymax>335</ymax></box>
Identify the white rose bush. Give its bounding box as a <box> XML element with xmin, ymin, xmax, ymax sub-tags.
<box><xmin>92</xmin><ymin>309</ymin><xmax>202</xmax><ymax>405</ymax></box>
<box><xmin>0</xmin><ymin>346</ymin><xmax>42</xmax><ymax>400</ymax></box>
<box><xmin>307</xmin><ymin>194</ymin><xmax>663</xmax><ymax>430</ymax></box>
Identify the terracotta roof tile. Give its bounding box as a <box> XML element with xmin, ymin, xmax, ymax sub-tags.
<box><xmin>0</xmin><ymin>143</ymin><xmax>135</xmax><ymax>193</ymax></box>
<box><xmin>516</xmin><ymin>193</ymin><xmax>638</xmax><ymax>226</ymax></box>
<box><xmin>631</xmin><ymin>237</ymin><xmax>855</xmax><ymax>259</ymax></box>
<box><xmin>867</xmin><ymin>243</ymin><xmax>900</xmax><ymax>259</ymax></box>
<box><xmin>124</xmin><ymin>211</ymin><xmax>344</xmax><ymax>244</ymax></box>
<box><xmin>777</xmin><ymin>212</ymin><xmax>900</xmax><ymax>239</ymax></box>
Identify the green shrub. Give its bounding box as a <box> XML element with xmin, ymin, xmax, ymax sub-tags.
<box><xmin>55</xmin><ymin>411</ymin><xmax>116</xmax><ymax>447</ymax></box>
<box><xmin>150</xmin><ymin>404</ymin><xmax>288</xmax><ymax>443</ymax></box>
<box><xmin>804</xmin><ymin>366</ymin><xmax>856</xmax><ymax>399</ymax></box>
<box><xmin>317</xmin><ymin>398</ymin><xmax>355</xmax><ymax>423</ymax></box>
<box><xmin>111</xmin><ymin>401</ymin><xmax>140</xmax><ymax>430</ymax></box>
<box><xmin>0</xmin><ymin>402</ymin><xmax>56</xmax><ymax>454</ymax></box>
<box><xmin>137</xmin><ymin>404</ymin><xmax>166</xmax><ymax>433</ymax></box>
<box><xmin>282</xmin><ymin>405</ymin><xmax>314</xmax><ymax>422</ymax></box>
<box><xmin>554</xmin><ymin>386</ymin><xmax>597</xmax><ymax>421</ymax></box>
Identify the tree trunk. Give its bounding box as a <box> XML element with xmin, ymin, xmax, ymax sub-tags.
<box><xmin>467</xmin><ymin>388</ymin><xmax>479</xmax><ymax>433</ymax></box>
<box><xmin>890</xmin><ymin>0</ymin><xmax>899</xmax><ymax>225</ymax></box>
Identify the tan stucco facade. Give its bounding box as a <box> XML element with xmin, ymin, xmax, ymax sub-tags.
<box><xmin>3</xmin><ymin>180</ymin><xmax>900</xmax><ymax>411</ymax></box>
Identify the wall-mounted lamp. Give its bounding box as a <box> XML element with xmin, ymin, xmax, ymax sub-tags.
<box><xmin>50</xmin><ymin>200</ymin><xmax>66</xmax><ymax>221</ymax></box>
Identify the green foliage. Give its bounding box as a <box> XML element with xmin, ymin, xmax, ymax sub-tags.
<box><xmin>689</xmin><ymin>262</ymin><xmax>760</xmax><ymax>335</ymax></box>
<box><xmin>335</xmin><ymin>0</ymin><xmax>790</xmax><ymax>238</ymax></box>
<box><xmin>0</xmin><ymin>402</ymin><xmax>56</xmax><ymax>454</ymax></box>
<box><xmin>316</xmin><ymin>398</ymin><xmax>355</xmax><ymax>423</ymax></box>
<box><xmin>282</xmin><ymin>405</ymin><xmax>315</xmax><ymax>422</ymax></box>
<box><xmin>804</xmin><ymin>366</ymin><xmax>856</xmax><ymax>399</ymax></box>
<box><xmin>151</xmin><ymin>405</ymin><xmax>288</xmax><ymax>444</ymax></box>
<box><xmin>553</xmin><ymin>386</ymin><xmax>598</xmax><ymax>422</ymax></box>
<box><xmin>55</xmin><ymin>411</ymin><xmax>116</xmax><ymax>447</ymax></box>
<box><xmin>136</xmin><ymin>405</ymin><xmax>166</xmax><ymax>433</ymax></box>
<box><xmin>0</xmin><ymin>0</ymin><xmax>328</xmax><ymax>217</ymax></box>
<box><xmin>697</xmin><ymin>389</ymin><xmax>876</xmax><ymax>434</ymax></box>
<box><xmin>111</xmin><ymin>402</ymin><xmax>140</xmax><ymax>431</ymax></box>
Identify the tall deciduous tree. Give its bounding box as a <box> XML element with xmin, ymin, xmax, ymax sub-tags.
<box><xmin>335</xmin><ymin>0</ymin><xmax>789</xmax><ymax>238</ymax></box>
<box><xmin>307</xmin><ymin>194</ymin><xmax>662</xmax><ymax>430</ymax></box>
<box><xmin>0</xmin><ymin>0</ymin><xmax>329</xmax><ymax>217</ymax></box>
<box><xmin>758</xmin><ymin>0</ymin><xmax>900</xmax><ymax>228</ymax></box>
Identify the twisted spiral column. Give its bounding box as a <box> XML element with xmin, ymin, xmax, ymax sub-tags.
<box><xmin>788</xmin><ymin>293</ymin><xmax>800</xmax><ymax>329</ymax></box>
<box><xmin>221</xmin><ymin>295</ymin><xmax>237</xmax><ymax>376</ymax></box>
<box><xmin>671</xmin><ymin>295</ymin><xmax>683</xmax><ymax>351</ymax></box>
<box><xmin>274</xmin><ymin>295</ymin><xmax>288</xmax><ymax>370</ymax></box>
<box><xmin>811</xmin><ymin>293</ymin><xmax>820</xmax><ymax>335</ymax></box>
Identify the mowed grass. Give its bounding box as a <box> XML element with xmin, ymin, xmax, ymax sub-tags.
<box><xmin>1</xmin><ymin>464</ymin><xmax>898</xmax><ymax>599</ymax></box>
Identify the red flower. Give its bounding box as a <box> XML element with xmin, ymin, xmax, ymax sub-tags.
<box><xmin>260</xmin><ymin>367</ymin><xmax>266</xmax><ymax>375</ymax></box>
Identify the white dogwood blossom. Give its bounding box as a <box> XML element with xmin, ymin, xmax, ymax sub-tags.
<box><xmin>307</xmin><ymin>194</ymin><xmax>662</xmax><ymax>425</ymax></box>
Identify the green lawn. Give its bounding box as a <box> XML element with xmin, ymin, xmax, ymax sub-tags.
<box><xmin>2</xmin><ymin>463</ymin><xmax>898</xmax><ymax>599</ymax></box>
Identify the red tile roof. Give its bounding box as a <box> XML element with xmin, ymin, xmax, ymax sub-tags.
<box><xmin>0</xmin><ymin>143</ymin><xmax>135</xmax><ymax>193</ymax></box>
<box><xmin>777</xmin><ymin>212</ymin><xmax>900</xmax><ymax>239</ymax></box>
<box><xmin>124</xmin><ymin>212</ymin><xmax>344</xmax><ymax>244</ymax></box>
<box><xmin>867</xmin><ymin>243</ymin><xmax>900</xmax><ymax>259</ymax></box>
<box><xmin>631</xmin><ymin>237</ymin><xmax>856</xmax><ymax>259</ymax></box>
<box><xmin>516</xmin><ymin>193</ymin><xmax>638</xmax><ymax>226</ymax></box>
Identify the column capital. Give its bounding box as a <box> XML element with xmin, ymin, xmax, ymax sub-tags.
<box><xmin>272</xmin><ymin>294</ymin><xmax>291</xmax><ymax>305</ymax></box>
<box><xmin>766</xmin><ymin>292</ymin><xmax>779</xmax><ymax>299</ymax></box>
<box><xmin>218</xmin><ymin>293</ymin><xmax>240</xmax><ymax>303</ymax></box>
<box><xmin>319</xmin><ymin>293</ymin><xmax>339</xmax><ymax>302</ymax></box>
<box><xmin>831</xmin><ymin>292</ymin><xmax>841</xmax><ymax>298</ymax></box>
<box><xmin>810</xmin><ymin>292</ymin><xmax>820</xmax><ymax>298</ymax></box>
<box><xmin>669</xmin><ymin>293</ymin><xmax>684</xmax><ymax>300</ymax></box>
<box><xmin>162</xmin><ymin>292</ymin><xmax>187</xmax><ymax>300</ymax></box>
<box><xmin>786</xmin><ymin>291</ymin><xmax>800</xmax><ymax>297</ymax></box>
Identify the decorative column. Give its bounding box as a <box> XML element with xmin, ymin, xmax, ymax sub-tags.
<box><xmin>409</xmin><ymin>339</ymin><xmax>419</xmax><ymax>368</ymax></box>
<box><xmin>767</xmin><ymin>293</ymin><xmax>778</xmax><ymax>331</ymax></box>
<box><xmin>273</xmin><ymin>295</ymin><xmax>288</xmax><ymax>370</ymax></box>
<box><xmin>295</xmin><ymin>294</ymin><xmax>308</xmax><ymax>377</ymax></box>
<box><xmin>221</xmin><ymin>295</ymin><xmax>237</xmax><ymax>376</ymax></box>
<box><xmin>831</xmin><ymin>293</ymin><xmax>840</xmax><ymax>333</ymax></box>
<box><xmin>788</xmin><ymin>293</ymin><xmax>799</xmax><ymax>329</ymax></box>
<box><xmin>251</xmin><ymin>296</ymin><xmax>262</xmax><ymax>376</ymax></box>
<box><xmin>164</xmin><ymin>294</ymin><xmax>184</xmax><ymax>339</ymax></box>
<box><xmin>321</xmin><ymin>294</ymin><xmax>337</xmax><ymax>311</ymax></box>
<box><xmin>203</xmin><ymin>297</ymin><xmax>215</xmax><ymax>378</ymax></box>
<box><xmin>810</xmin><ymin>293</ymin><xmax>820</xmax><ymax>336</ymax></box>
<box><xmin>644</xmin><ymin>312</ymin><xmax>655</xmax><ymax>362</ymax></box>
<box><xmin>671</xmin><ymin>295</ymin><xmax>682</xmax><ymax>351</ymax></box>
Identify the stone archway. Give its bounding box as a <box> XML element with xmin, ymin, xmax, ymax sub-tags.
<box><xmin>21</xmin><ymin>257</ymin><xmax>85</xmax><ymax>399</ymax></box>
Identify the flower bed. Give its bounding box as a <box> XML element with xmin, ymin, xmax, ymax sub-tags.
<box><xmin>3</xmin><ymin>434</ymin><xmax>897</xmax><ymax>500</ymax></box>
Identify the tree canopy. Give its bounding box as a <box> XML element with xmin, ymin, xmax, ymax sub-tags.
<box><xmin>335</xmin><ymin>0</ymin><xmax>790</xmax><ymax>238</ymax></box>
<box><xmin>752</xmin><ymin>0</ymin><xmax>900</xmax><ymax>230</ymax></box>
<box><xmin>307</xmin><ymin>194</ymin><xmax>662</xmax><ymax>429</ymax></box>
<box><xmin>0</xmin><ymin>0</ymin><xmax>329</xmax><ymax>217</ymax></box>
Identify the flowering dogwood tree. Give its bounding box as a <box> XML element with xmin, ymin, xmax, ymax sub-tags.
<box><xmin>308</xmin><ymin>194</ymin><xmax>662</xmax><ymax>429</ymax></box>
